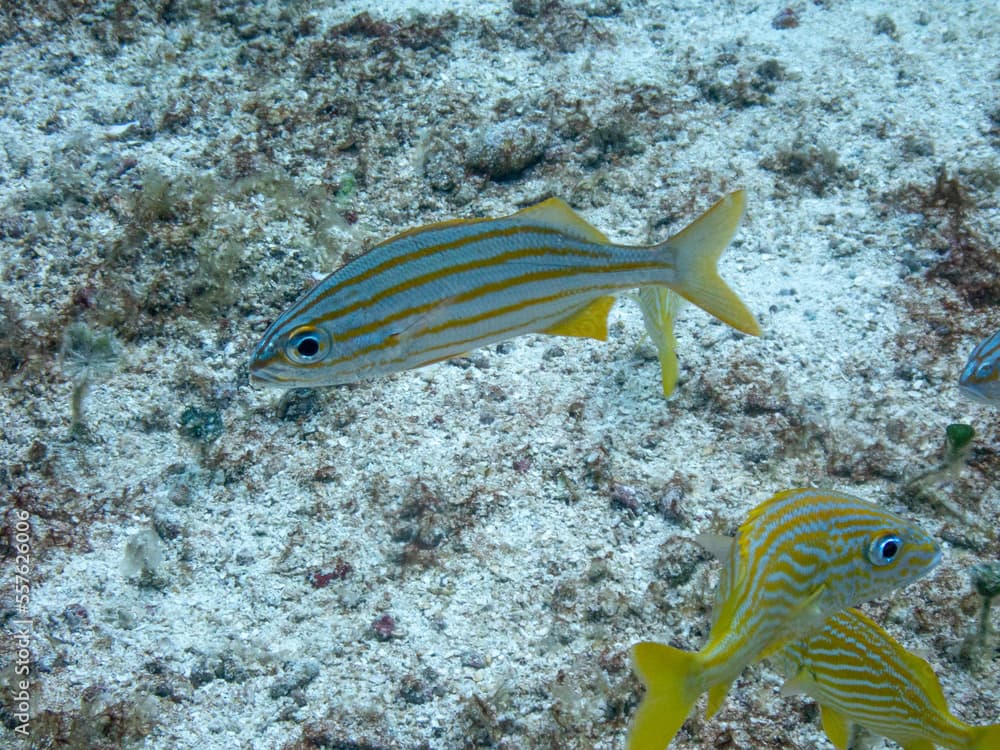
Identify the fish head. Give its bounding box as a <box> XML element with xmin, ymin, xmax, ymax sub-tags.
<box><xmin>742</xmin><ymin>490</ymin><xmax>942</xmax><ymax>626</ymax></box>
<box><xmin>959</xmin><ymin>331</ymin><xmax>1000</xmax><ymax>404</ymax></box>
<box><xmin>856</xmin><ymin>521</ymin><xmax>941</xmax><ymax>590</ymax></box>
<box><xmin>250</xmin><ymin>296</ymin><xmax>413</xmax><ymax>387</ymax></box>
<box><xmin>250</xmin><ymin>318</ymin><xmax>340</xmax><ymax>387</ymax></box>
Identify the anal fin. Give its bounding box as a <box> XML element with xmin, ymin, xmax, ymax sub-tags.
<box><xmin>820</xmin><ymin>705</ymin><xmax>853</xmax><ymax>750</ymax></box>
<box><xmin>542</xmin><ymin>296</ymin><xmax>615</xmax><ymax>341</ymax></box>
<box><xmin>705</xmin><ymin>678</ymin><xmax>734</xmax><ymax>720</ymax></box>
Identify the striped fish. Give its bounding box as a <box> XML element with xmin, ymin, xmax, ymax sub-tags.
<box><xmin>959</xmin><ymin>330</ymin><xmax>1000</xmax><ymax>404</ymax></box>
<box><xmin>250</xmin><ymin>191</ymin><xmax>760</xmax><ymax>388</ymax></box>
<box><xmin>628</xmin><ymin>488</ymin><xmax>941</xmax><ymax>750</ymax></box>
<box><xmin>776</xmin><ymin>607</ymin><xmax>1000</xmax><ymax>750</ymax></box>
<box><xmin>637</xmin><ymin>287</ymin><xmax>685</xmax><ymax>397</ymax></box>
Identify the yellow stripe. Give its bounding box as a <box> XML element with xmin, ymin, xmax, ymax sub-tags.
<box><xmin>313</xmin><ymin>242</ymin><xmax>620</xmax><ymax>333</ymax></box>
<box><xmin>324</xmin><ymin>259</ymin><xmax>661</xmax><ymax>344</ymax></box>
<box><xmin>316</xmin><ymin>280</ymin><xmax>626</xmax><ymax>371</ymax></box>
<box><xmin>298</xmin><ymin>224</ymin><xmax>572</xmax><ymax>322</ymax></box>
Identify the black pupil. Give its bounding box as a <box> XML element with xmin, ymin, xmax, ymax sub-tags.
<box><xmin>296</xmin><ymin>336</ymin><xmax>320</xmax><ymax>357</ymax></box>
<box><xmin>880</xmin><ymin>539</ymin><xmax>898</xmax><ymax>559</ymax></box>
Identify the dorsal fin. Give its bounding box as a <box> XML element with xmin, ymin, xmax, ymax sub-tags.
<box><xmin>514</xmin><ymin>198</ymin><xmax>610</xmax><ymax>244</ymax></box>
<box><xmin>380</xmin><ymin>215</ymin><xmax>492</xmax><ymax>245</ymax></box>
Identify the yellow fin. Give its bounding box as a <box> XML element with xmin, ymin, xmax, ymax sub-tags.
<box><xmin>378</xmin><ymin>215</ymin><xmax>490</xmax><ymax>245</ymax></box>
<box><xmin>969</xmin><ymin>724</ymin><xmax>1000</xmax><ymax>750</ymax></box>
<box><xmin>901</xmin><ymin>742</ymin><xmax>935</xmax><ymax>750</ymax></box>
<box><xmin>779</xmin><ymin>667</ymin><xmax>813</xmax><ymax>697</ymax></box>
<box><xmin>659</xmin><ymin>190</ymin><xmax>761</xmax><ymax>336</ymax></box>
<box><xmin>705</xmin><ymin>679</ymin><xmax>733</xmax><ymax>720</ymax></box>
<box><xmin>694</xmin><ymin>532</ymin><xmax>733</xmax><ymax>561</ymax></box>
<box><xmin>820</xmin><ymin>704</ymin><xmax>852</xmax><ymax>750</ymax></box>
<box><xmin>542</xmin><ymin>296</ymin><xmax>615</xmax><ymax>340</ymax></box>
<box><xmin>796</xmin><ymin>583</ymin><xmax>828</xmax><ymax>630</ymax></box>
<box><xmin>638</xmin><ymin>287</ymin><xmax>684</xmax><ymax>397</ymax></box>
<box><xmin>515</xmin><ymin>197</ymin><xmax>610</xmax><ymax>243</ymax></box>
<box><xmin>757</xmin><ymin>584</ymin><xmax>827</xmax><ymax>662</ymax></box>
<box><xmin>628</xmin><ymin>641</ymin><xmax>699</xmax><ymax>750</ymax></box>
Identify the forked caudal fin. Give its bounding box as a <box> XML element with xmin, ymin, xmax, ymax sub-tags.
<box><xmin>628</xmin><ymin>641</ymin><xmax>700</xmax><ymax>750</ymax></box>
<box><xmin>659</xmin><ymin>190</ymin><xmax>761</xmax><ymax>337</ymax></box>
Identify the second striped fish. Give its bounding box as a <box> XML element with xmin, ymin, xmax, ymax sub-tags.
<box><xmin>776</xmin><ymin>607</ymin><xmax>1000</xmax><ymax>750</ymax></box>
<box><xmin>628</xmin><ymin>488</ymin><xmax>942</xmax><ymax>750</ymax></box>
<box><xmin>250</xmin><ymin>191</ymin><xmax>760</xmax><ymax>388</ymax></box>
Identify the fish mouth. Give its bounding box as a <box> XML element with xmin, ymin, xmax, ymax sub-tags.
<box><xmin>909</xmin><ymin>542</ymin><xmax>943</xmax><ymax>577</ymax></box>
<box><xmin>247</xmin><ymin>359</ymin><xmax>308</xmax><ymax>389</ymax></box>
<box><xmin>248</xmin><ymin>335</ymin><xmax>281</xmax><ymax>383</ymax></box>
<box><xmin>248</xmin><ymin>369</ymin><xmax>296</xmax><ymax>388</ymax></box>
<box><xmin>248</xmin><ymin>368</ymin><xmax>274</xmax><ymax>386</ymax></box>
<box><xmin>248</xmin><ymin>355</ymin><xmax>279</xmax><ymax>385</ymax></box>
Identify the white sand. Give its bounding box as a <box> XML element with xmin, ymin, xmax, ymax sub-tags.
<box><xmin>1</xmin><ymin>1</ymin><xmax>998</xmax><ymax>748</ymax></box>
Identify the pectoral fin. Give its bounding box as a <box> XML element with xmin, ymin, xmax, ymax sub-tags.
<box><xmin>759</xmin><ymin>585</ymin><xmax>829</xmax><ymax>661</ymax></box>
<box><xmin>694</xmin><ymin>533</ymin><xmax>734</xmax><ymax>561</ymax></box>
<box><xmin>779</xmin><ymin>667</ymin><xmax>813</xmax><ymax>697</ymax></box>
<box><xmin>796</xmin><ymin>583</ymin><xmax>828</xmax><ymax>631</ymax></box>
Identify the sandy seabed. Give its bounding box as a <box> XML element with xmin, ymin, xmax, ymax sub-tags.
<box><xmin>1</xmin><ymin>1</ymin><xmax>999</xmax><ymax>748</ymax></box>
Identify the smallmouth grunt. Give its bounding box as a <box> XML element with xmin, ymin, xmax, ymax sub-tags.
<box><xmin>776</xmin><ymin>607</ymin><xmax>1000</xmax><ymax>750</ymax></box>
<box><xmin>959</xmin><ymin>330</ymin><xmax>1000</xmax><ymax>404</ymax></box>
<box><xmin>628</xmin><ymin>488</ymin><xmax>942</xmax><ymax>750</ymax></box>
<box><xmin>250</xmin><ymin>191</ymin><xmax>760</xmax><ymax>388</ymax></box>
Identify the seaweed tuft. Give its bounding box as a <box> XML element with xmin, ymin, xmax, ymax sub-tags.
<box><xmin>0</xmin><ymin>297</ymin><xmax>34</xmax><ymax>379</ymax></box>
<box><xmin>17</xmin><ymin>685</ymin><xmax>157</xmax><ymax>749</ymax></box>
<box><xmin>761</xmin><ymin>138</ymin><xmax>851</xmax><ymax>196</ymax></box>
<box><xmin>60</xmin><ymin>321</ymin><xmax>119</xmax><ymax>433</ymax></box>
<box><xmin>891</xmin><ymin>167</ymin><xmax>999</xmax><ymax>308</ymax></box>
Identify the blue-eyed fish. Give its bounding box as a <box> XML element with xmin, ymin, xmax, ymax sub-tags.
<box><xmin>776</xmin><ymin>607</ymin><xmax>1000</xmax><ymax>750</ymax></box>
<box><xmin>250</xmin><ymin>191</ymin><xmax>759</xmax><ymax>388</ymax></box>
<box><xmin>959</xmin><ymin>330</ymin><xmax>1000</xmax><ymax>404</ymax></box>
<box><xmin>628</xmin><ymin>488</ymin><xmax>942</xmax><ymax>750</ymax></box>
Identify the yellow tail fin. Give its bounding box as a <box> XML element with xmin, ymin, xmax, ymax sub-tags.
<box><xmin>628</xmin><ymin>641</ymin><xmax>699</xmax><ymax>750</ymax></box>
<box><xmin>660</xmin><ymin>190</ymin><xmax>761</xmax><ymax>337</ymax></box>
<box><xmin>969</xmin><ymin>724</ymin><xmax>1000</xmax><ymax>750</ymax></box>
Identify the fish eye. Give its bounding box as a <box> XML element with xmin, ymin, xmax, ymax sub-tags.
<box><xmin>975</xmin><ymin>362</ymin><xmax>994</xmax><ymax>381</ymax></box>
<box><xmin>286</xmin><ymin>326</ymin><xmax>329</xmax><ymax>364</ymax></box>
<box><xmin>867</xmin><ymin>534</ymin><xmax>902</xmax><ymax>566</ymax></box>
